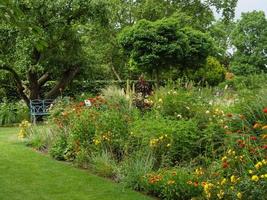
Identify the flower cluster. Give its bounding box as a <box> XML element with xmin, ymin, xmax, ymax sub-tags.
<box><xmin>18</xmin><ymin>120</ymin><xmax>31</xmax><ymax>139</ymax></box>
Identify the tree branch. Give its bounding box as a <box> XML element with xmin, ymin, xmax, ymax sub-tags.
<box><xmin>38</xmin><ymin>72</ymin><xmax>49</xmax><ymax>86</ymax></box>
<box><xmin>45</xmin><ymin>66</ymin><xmax>80</xmax><ymax>99</ymax></box>
<box><xmin>0</xmin><ymin>64</ymin><xmax>30</xmax><ymax>106</ymax></box>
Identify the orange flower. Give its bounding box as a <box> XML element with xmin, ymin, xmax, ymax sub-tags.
<box><xmin>262</xmin><ymin>125</ymin><xmax>267</xmax><ymax>130</ymax></box>
<box><xmin>253</xmin><ymin>123</ymin><xmax>261</xmax><ymax>129</ymax></box>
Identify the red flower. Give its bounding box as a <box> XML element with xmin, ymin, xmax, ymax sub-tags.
<box><xmin>222</xmin><ymin>161</ymin><xmax>229</xmax><ymax>168</ymax></box>
<box><xmin>262</xmin><ymin>145</ymin><xmax>267</xmax><ymax>150</ymax></box>
<box><xmin>250</xmin><ymin>136</ymin><xmax>257</xmax><ymax>141</ymax></box>
<box><xmin>263</xmin><ymin>108</ymin><xmax>267</xmax><ymax>113</ymax></box>
<box><xmin>79</xmin><ymin>102</ymin><xmax>85</xmax><ymax>106</ymax></box>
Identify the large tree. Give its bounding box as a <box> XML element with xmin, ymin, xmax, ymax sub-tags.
<box><xmin>0</xmin><ymin>0</ymin><xmax>108</xmax><ymax>106</ymax></box>
<box><xmin>230</xmin><ymin>11</ymin><xmax>267</xmax><ymax>75</ymax></box>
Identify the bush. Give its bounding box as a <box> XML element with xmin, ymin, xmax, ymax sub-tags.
<box><xmin>0</xmin><ymin>100</ymin><xmax>29</xmax><ymax>126</ymax></box>
<box><xmin>152</xmin><ymin>88</ymin><xmax>208</xmax><ymax>120</ymax></box>
<box><xmin>130</xmin><ymin>115</ymin><xmax>217</xmax><ymax>167</ymax></box>
<box><xmin>187</xmin><ymin>56</ymin><xmax>226</xmax><ymax>86</ymax></box>
<box><xmin>230</xmin><ymin>63</ymin><xmax>260</xmax><ymax>76</ymax></box>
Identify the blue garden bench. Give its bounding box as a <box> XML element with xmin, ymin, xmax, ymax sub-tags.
<box><xmin>30</xmin><ymin>99</ymin><xmax>53</xmax><ymax>123</ymax></box>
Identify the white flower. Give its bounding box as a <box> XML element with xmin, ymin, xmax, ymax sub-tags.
<box><xmin>177</xmin><ymin>114</ymin><xmax>182</xmax><ymax>118</ymax></box>
<box><xmin>206</xmin><ymin>110</ymin><xmax>210</xmax><ymax>114</ymax></box>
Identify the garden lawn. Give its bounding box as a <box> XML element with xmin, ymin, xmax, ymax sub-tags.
<box><xmin>0</xmin><ymin>127</ymin><xmax>152</xmax><ymax>200</ymax></box>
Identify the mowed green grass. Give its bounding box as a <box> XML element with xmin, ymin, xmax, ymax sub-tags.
<box><xmin>0</xmin><ymin>127</ymin><xmax>152</xmax><ymax>200</ymax></box>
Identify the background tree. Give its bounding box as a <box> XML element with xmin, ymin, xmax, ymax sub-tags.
<box><xmin>119</xmin><ymin>16</ymin><xmax>214</xmax><ymax>84</ymax></box>
<box><xmin>230</xmin><ymin>11</ymin><xmax>267</xmax><ymax>75</ymax></box>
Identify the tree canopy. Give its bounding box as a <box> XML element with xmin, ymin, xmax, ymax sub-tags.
<box><xmin>231</xmin><ymin>11</ymin><xmax>267</xmax><ymax>75</ymax></box>
<box><xmin>119</xmin><ymin>16</ymin><xmax>214</xmax><ymax>80</ymax></box>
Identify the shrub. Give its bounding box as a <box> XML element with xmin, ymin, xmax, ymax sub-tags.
<box><xmin>0</xmin><ymin>100</ymin><xmax>29</xmax><ymax>126</ymax></box>
<box><xmin>187</xmin><ymin>56</ymin><xmax>226</xmax><ymax>86</ymax></box>
<box><xmin>130</xmin><ymin>115</ymin><xmax>212</xmax><ymax>167</ymax></box>
<box><xmin>152</xmin><ymin>88</ymin><xmax>199</xmax><ymax>119</ymax></box>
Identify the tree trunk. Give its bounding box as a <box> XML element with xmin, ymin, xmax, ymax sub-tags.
<box><xmin>28</xmin><ymin>69</ymin><xmax>40</xmax><ymax>100</ymax></box>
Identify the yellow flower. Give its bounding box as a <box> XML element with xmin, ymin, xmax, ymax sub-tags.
<box><xmin>166</xmin><ymin>143</ymin><xmax>171</xmax><ymax>147</ymax></box>
<box><xmin>230</xmin><ymin>175</ymin><xmax>238</xmax><ymax>183</ymax></box>
<box><xmin>255</xmin><ymin>162</ymin><xmax>263</xmax><ymax>169</ymax></box>
<box><xmin>93</xmin><ymin>139</ymin><xmax>101</xmax><ymax>145</ymax></box>
<box><xmin>159</xmin><ymin>136</ymin><xmax>164</xmax><ymax>140</ymax></box>
<box><xmin>167</xmin><ymin>180</ymin><xmax>175</xmax><ymax>185</ymax></box>
<box><xmin>262</xmin><ymin>125</ymin><xmax>267</xmax><ymax>130</ymax></box>
<box><xmin>195</xmin><ymin>167</ymin><xmax>204</xmax><ymax>176</ymax></box>
<box><xmin>221</xmin><ymin>156</ymin><xmax>227</xmax><ymax>162</ymax></box>
<box><xmin>262</xmin><ymin>159</ymin><xmax>267</xmax><ymax>165</ymax></box>
<box><xmin>251</xmin><ymin>175</ymin><xmax>259</xmax><ymax>182</ymax></box>
<box><xmin>220</xmin><ymin>178</ymin><xmax>227</xmax><ymax>185</ymax></box>
<box><xmin>248</xmin><ymin>170</ymin><xmax>254</xmax><ymax>174</ymax></box>
<box><xmin>217</xmin><ymin>190</ymin><xmax>224</xmax><ymax>199</ymax></box>
<box><xmin>237</xmin><ymin>192</ymin><xmax>242</xmax><ymax>199</ymax></box>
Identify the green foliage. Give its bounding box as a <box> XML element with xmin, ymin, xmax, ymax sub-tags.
<box><xmin>89</xmin><ymin>151</ymin><xmax>118</xmax><ymax>178</ymax></box>
<box><xmin>0</xmin><ymin>100</ymin><xmax>29</xmax><ymax>126</ymax></box>
<box><xmin>231</xmin><ymin>11</ymin><xmax>267</xmax><ymax>75</ymax></box>
<box><xmin>219</xmin><ymin>74</ymin><xmax>267</xmax><ymax>91</ymax></box>
<box><xmin>26</xmin><ymin>126</ymin><xmax>57</xmax><ymax>151</ymax></box>
<box><xmin>187</xmin><ymin>56</ymin><xmax>226</xmax><ymax>86</ymax></box>
<box><xmin>119</xmin><ymin>151</ymin><xmax>155</xmax><ymax>191</ymax></box>
<box><xmin>119</xmin><ymin>16</ymin><xmax>214</xmax><ymax>77</ymax></box>
<box><xmin>50</xmin><ymin>133</ymin><xmax>68</xmax><ymax>161</ymax></box>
